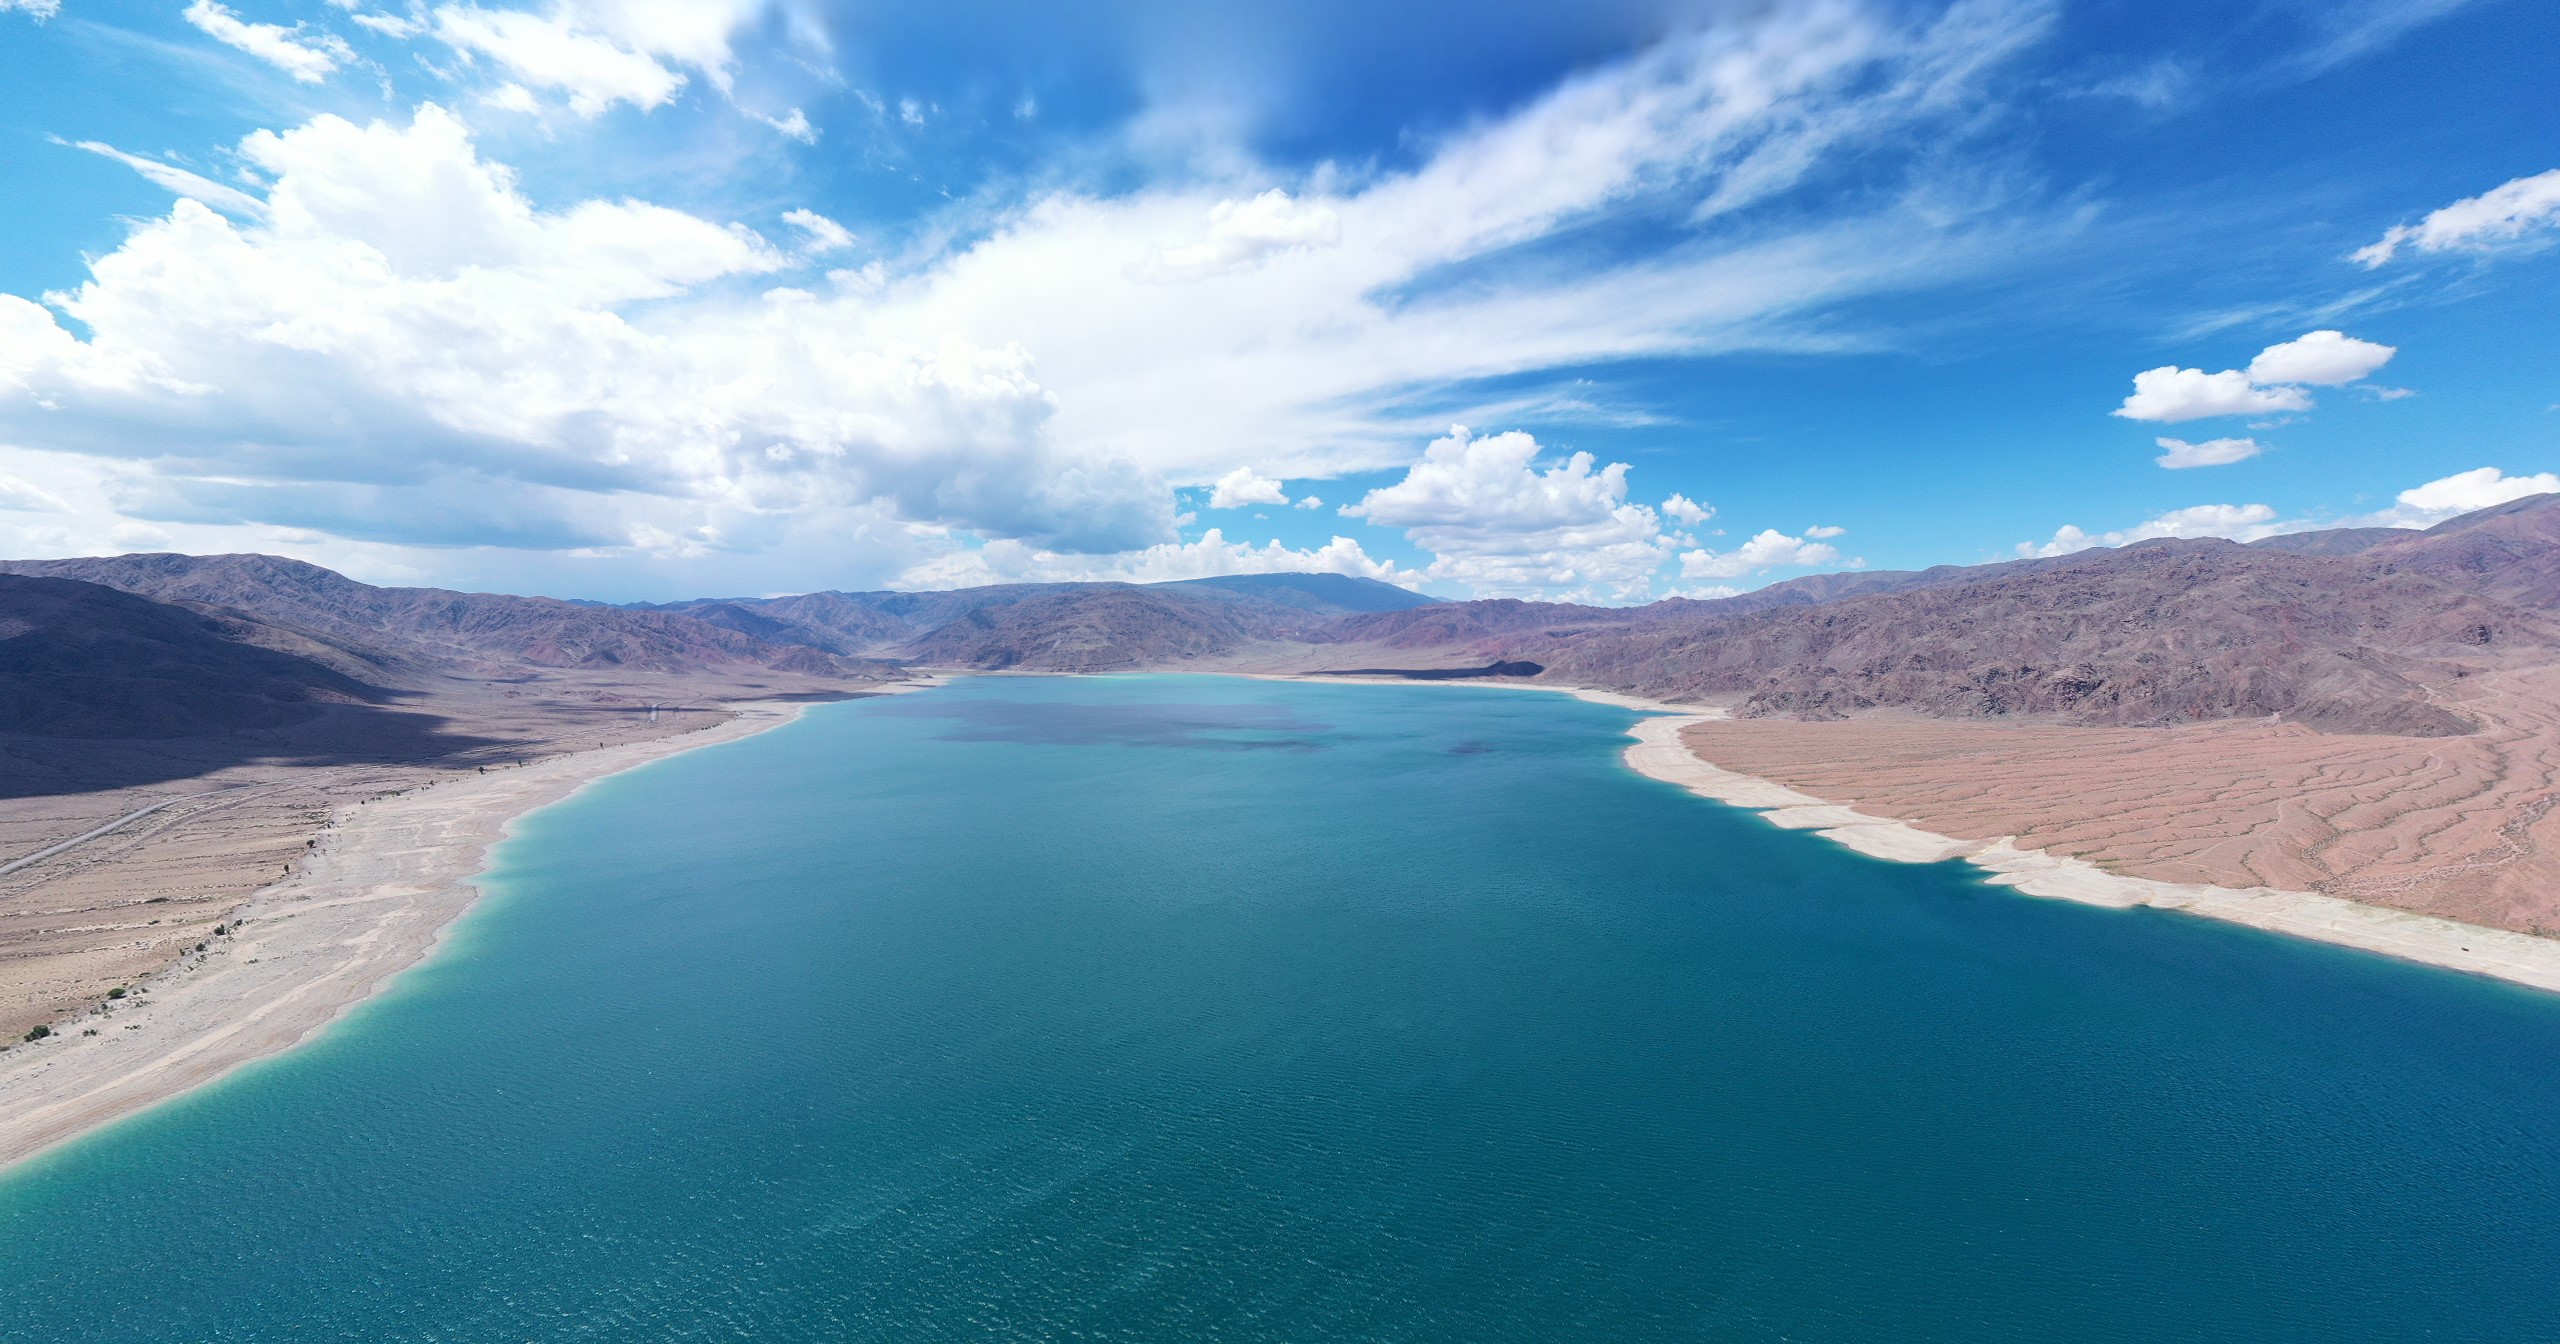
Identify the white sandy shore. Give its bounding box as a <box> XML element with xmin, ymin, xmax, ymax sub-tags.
<box><xmin>0</xmin><ymin>696</ymin><xmax>874</xmax><ymax>1172</ymax></box>
<box><xmin>1275</xmin><ymin>673</ymin><xmax>2560</xmax><ymax>994</ymax></box>
<box><xmin>1613</xmin><ymin>706</ymin><xmax>2560</xmax><ymax>996</ymax></box>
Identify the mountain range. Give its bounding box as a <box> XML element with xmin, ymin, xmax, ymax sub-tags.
<box><xmin>7</xmin><ymin>493</ymin><xmax>2560</xmax><ymax>746</ymax></box>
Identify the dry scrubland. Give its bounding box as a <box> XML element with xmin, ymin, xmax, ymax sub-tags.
<box><xmin>0</xmin><ymin>679</ymin><xmax>804</xmax><ymax>1044</ymax></box>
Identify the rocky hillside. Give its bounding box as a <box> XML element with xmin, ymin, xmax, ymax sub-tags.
<box><xmin>641</xmin><ymin>572</ymin><xmax>1436</xmax><ymax>666</ymax></box>
<box><xmin>0</xmin><ymin>553</ymin><xmax>888</xmax><ymax>678</ymax></box>
<box><xmin>1326</xmin><ymin>497</ymin><xmax>2560</xmax><ymax>735</ymax></box>
<box><xmin>16</xmin><ymin>495</ymin><xmax>2560</xmax><ymax>739</ymax></box>
<box><xmin>0</xmin><ymin>575</ymin><xmax>380</xmax><ymax>739</ymax></box>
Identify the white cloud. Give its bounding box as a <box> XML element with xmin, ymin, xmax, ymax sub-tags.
<box><xmin>1661</xmin><ymin>493</ymin><xmax>1713</xmax><ymax>526</ymax></box>
<box><xmin>1</xmin><ymin>0</ymin><xmax>61</xmax><ymax>18</ymax></box>
<box><xmin>348</xmin><ymin>10</ymin><xmax>424</xmax><ymax>38</ymax></box>
<box><xmin>761</xmin><ymin>108</ymin><xmax>815</xmax><ymax>142</ymax></box>
<box><xmin>64</xmin><ymin>139</ymin><xmax>268</xmax><ymax>218</ymax></box>
<box><xmin>2154</xmin><ymin>436</ymin><xmax>2262</xmax><ymax>469</ymax></box>
<box><xmin>1804</xmin><ymin>524</ymin><xmax>1845</xmax><ymax>538</ymax></box>
<box><xmin>2018</xmin><ymin>503</ymin><xmax>2284</xmax><ymax>556</ymax></box>
<box><xmin>0</xmin><ymin>3</ymin><xmax>2066</xmax><ymax>595</ymax></box>
<box><xmin>781</xmin><ymin>208</ymin><xmax>852</xmax><ymax>253</ymax></box>
<box><xmin>2245</xmin><ymin>330</ymin><xmax>2395</xmax><ymax>385</ymax></box>
<box><xmin>432</xmin><ymin>4</ymin><xmax>687</xmax><ymax>115</ymax></box>
<box><xmin>2114</xmin><ymin>330</ymin><xmax>2394</xmax><ymax>423</ymax></box>
<box><xmin>1207</xmin><ymin>467</ymin><xmax>1289</xmax><ymax>510</ymax></box>
<box><xmin>0</xmin><ymin>475</ymin><xmax>69</xmax><ymax>512</ymax></box>
<box><xmin>2020</xmin><ymin>466</ymin><xmax>2560</xmax><ymax>559</ymax></box>
<box><xmin>2114</xmin><ymin>366</ymin><xmax>2311</xmax><ymax>423</ymax></box>
<box><xmin>0</xmin><ymin>105</ymin><xmax>1173</xmax><ymax>561</ymax></box>
<box><xmin>1294</xmin><ymin>495</ymin><xmax>1323</xmax><ymax>510</ymax></box>
<box><xmin>1679</xmin><ymin>528</ymin><xmax>1843</xmax><ymax>579</ymax></box>
<box><xmin>2365</xmin><ymin>466</ymin><xmax>2560</xmax><ymax>527</ymax></box>
<box><xmin>891</xmin><ymin>1</ymin><xmax>2056</xmax><ymax>488</ymax></box>
<box><xmin>481</xmin><ymin>81</ymin><xmax>541</xmax><ymax>113</ymax></box>
<box><xmin>2355</xmin><ymin>169</ymin><xmax>2560</xmax><ymax>266</ymax></box>
<box><xmin>898</xmin><ymin>528</ymin><xmax>1417</xmax><ymax>590</ymax></box>
<box><xmin>183</xmin><ymin>0</ymin><xmax>356</xmax><ymax>84</ymax></box>
<box><xmin>1136</xmin><ymin>190</ymin><xmax>1344</xmax><ymax>283</ymax></box>
<box><xmin>1342</xmin><ymin>425</ymin><xmax>1676</xmax><ymax>600</ymax></box>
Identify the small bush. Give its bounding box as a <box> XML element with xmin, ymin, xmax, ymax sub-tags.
<box><xmin>24</xmin><ymin>1025</ymin><xmax>49</xmax><ymax>1042</ymax></box>
<box><xmin>107</xmin><ymin>987</ymin><xmax>126</xmax><ymax>1000</ymax></box>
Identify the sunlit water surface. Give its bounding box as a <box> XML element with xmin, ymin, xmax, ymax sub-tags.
<box><xmin>4</xmin><ymin>676</ymin><xmax>2558</xmax><ymax>1342</ymax></box>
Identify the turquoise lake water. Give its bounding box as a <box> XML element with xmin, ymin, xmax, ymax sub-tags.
<box><xmin>4</xmin><ymin>674</ymin><xmax>2560</xmax><ymax>1341</ymax></box>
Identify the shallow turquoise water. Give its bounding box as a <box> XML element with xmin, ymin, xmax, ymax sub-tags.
<box><xmin>4</xmin><ymin>675</ymin><xmax>2559</xmax><ymax>1341</ymax></box>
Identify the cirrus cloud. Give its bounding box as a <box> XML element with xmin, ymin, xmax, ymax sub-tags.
<box><xmin>2356</xmin><ymin>169</ymin><xmax>2560</xmax><ymax>267</ymax></box>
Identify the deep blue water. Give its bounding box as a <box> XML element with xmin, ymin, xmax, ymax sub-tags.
<box><xmin>4</xmin><ymin>675</ymin><xmax>2559</xmax><ymax>1342</ymax></box>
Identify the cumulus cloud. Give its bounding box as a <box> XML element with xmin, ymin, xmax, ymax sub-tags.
<box><xmin>2154</xmin><ymin>436</ymin><xmax>2262</xmax><ymax>469</ymax></box>
<box><xmin>184</xmin><ymin>0</ymin><xmax>356</xmax><ymax>84</ymax></box>
<box><xmin>899</xmin><ymin>528</ymin><xmax>1417</xmax><ymax>590</ymax></box>
<box><xmin>1</xmin><ymin>1</ymin><xmax>2067</xmax><ymax>595</ymax></box>
<box><xmin>1341</xmin><ymin>426</ymin><xmax>1681</xmax><ymax>600</ymax></box>
<box><xmin>1661</xmin><ymin>493</ymin><xmax>1713</xmax><ymax>526</ymax></box>
<box><xmin>2114</xmin><ymin>367</ymin><xmax>2311</xmax><ymax>423</ymax></box>
<box><xmin>1135</xmin><ymin>190</ymin><xmax>1344</xmax><ymax>283</ymax></box>
<box><xmin>2115</xmin><ymin>330</ymin><xmax>2395</xmax><ymax>423</ymax></box>
<box><xmin>1679</xmin><ymin>528</ymin><xmax>1843</xmax><ymax>579</ymax></box>
<box><xmin>1207</xmin><ymin>467</ymin><xmax>1290</xmax><ymax>510</ymax></box>
<box><xmin>2018</xmin><ymin>503</ymin><xmax>2284</xmax><ymax>556</ymax></box>
<box><xmin>0</xmin><ymin>104</ymin><xmax>1175</xmax><ymax>562</ymax></box>
<box><xmin>2356</xmin><ymin>169</ymin><xmax>2560</xmax><ymax>266</ymax></box>
<box><xmin>2017</xmin><ymin>466</ymin><xmax>2560</xmax><ymax>558</ymax></box>
<box><xmin>2364</xmin><ymin>466</ymin><xmax>2560</xmax><ymax>527</ymax></box>
<box><xmin>2245</xmin><ymin>330</ymin><xmax>2395</xmax><ymax>386</ymax></box>
<box><xmin>2</xmin><ymin>0</ymin><xmax>62</xmax><ymax>17</ymax></box>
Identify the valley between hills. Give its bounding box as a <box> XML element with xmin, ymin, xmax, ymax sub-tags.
<box><xmin>7</xmin><ymin>493</ymin><xmax>2560</xmax><ymax>1042</ymax></box>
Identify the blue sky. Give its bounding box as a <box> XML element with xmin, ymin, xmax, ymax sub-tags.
<box><xmin>0</xmin><ymin>0</ymin><xmax>2553</xmax><ymax>601</ymax></box>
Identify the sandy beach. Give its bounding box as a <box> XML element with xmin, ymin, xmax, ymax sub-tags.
<box><xmin>1616</xmin><ymin>705</ymin><xmax>2560</xmax><ymax>996</ymax></box>
<box><xmin>1278</xmin><ymin>673</ymin><xmax>2560</xmax><ymax>994</ymax></box>
<box><xmin>0</xmin><ymin>700</ymin><xmax>821</xmax><ymax>1171</ymax></box>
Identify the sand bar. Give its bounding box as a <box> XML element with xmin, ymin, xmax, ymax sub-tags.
<box><xmin>0</xmin><ymin>699</ymin><xmax>834</xmax><ymax>1171</ymax></box>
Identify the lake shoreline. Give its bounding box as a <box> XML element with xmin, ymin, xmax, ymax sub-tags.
<box><xmin>1263</xmin><ymin>673</ymin><xmax>2560</xmax><ymax>995</ymax></box>
<box><xmin>0</xmin><ymin>696</ymin><xmax>854</xmax><ymax>1173</ymax></box>
<box><xmin>12</xmin><ymin>668</ymin><xmax>2554</xmax><ymax>1175</ymax></box>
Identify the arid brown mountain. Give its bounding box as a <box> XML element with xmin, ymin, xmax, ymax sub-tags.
<box><xmin>0</xmin><ymin>553</ymin><xmax>891</xmax><ymax>678</ymax></box>
<box><xmin>14</xmin><ymin>494</ymin><xmax>2560</xmax><ymax>740</ymax></box>
<box><xmin>0</xmin><ymin>574</ymin><xmax>381</xmax><ymax>740</ymax></box>
<box><xmin>1304</xmin><ymin>496</ymin><xmax>2560</xmax><ymax>736</ymax></box>
<box><xmin>639</xmin><ymin>571</ymin><xmax>1437</xmax><ymax>666</ymax></box>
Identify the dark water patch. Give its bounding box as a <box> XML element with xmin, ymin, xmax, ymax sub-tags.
<box><xmin>1311</xmin><ymin>661</ymin><xmax>1544</xmax><ymax>680</ymax></box>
